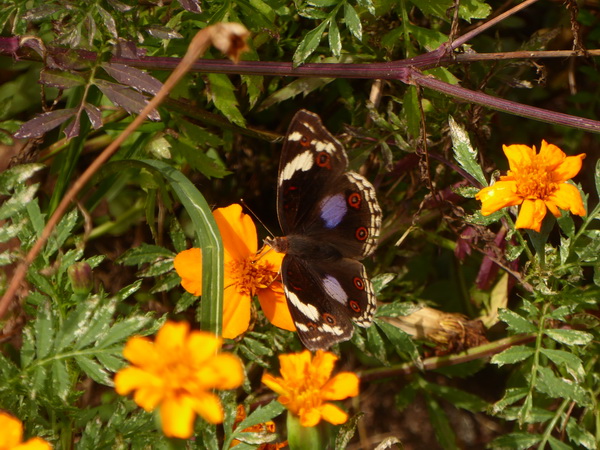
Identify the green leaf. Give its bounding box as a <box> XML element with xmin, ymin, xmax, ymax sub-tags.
<box><xmin>490</xmin><ymin>387</ymin><xmax>528</xmax><ymax>413</ymax></box>
<box><xmin>540</xmin><ymin>348</ymin><xmax>585</xmax><ymax>381</ymax></box>
<box><xmin>491</xmin><ymin>432</ymin><xmax>541</xmax><ymax>449</ymax></box>
<box><xmin>75</xmin><ymin>355</ymin><xmax>113</xmax><ymax>386</ymax></box>
<box><xmin>408</xmin><ymin>0</ymin><xmax>453</xmax><ymax>20</ymax></box>
<box><xmin>206</xmin><ymin>73</ymin><xmax>246</xmax><ymax>127</ymax></box>
<box><xmin>544</xmin><ymin>329</ymin><xmax>593</xmax><ymax>346</ymax></box>
<box><xmin>491</xmin><ymin>345</ymin><xmax>535</xmax><ymax>367</ymax></box>
<box><xmin>375</xmin><ymin>319</ymin><xmax>421</xmax><ymax>365</ymax></box>
<box><xmin>97</xmin><ymin>314</ymin><xmax>157</xmax><ymax>349</ymax></box>
<box><xmin>449</xmin><ymin>116</ymin><xmax>487</xmax><ymax>186</ymax></box>
<box><xmin>566</xmin><ymin>417</ymin><xmax>597</xmax><ymax>450</ymax></box>
<box><xmin>46</xmin><ymin>208</ymin><xmax>78</xmax><ymax>256</ymax></box>
<box><xmin>75</xmin><ymin>299</ymin><xmax>117</xmax><ymax>350</ymax></box>
<box><xmin>423</xmin><ymin>383</ymin><xmax>487</xmax><ymax>412</ymax></box>
<box><xmin>366</xmin><ymin>321</ymin><xmax>387</xmax><ymax>363</ymax></box>
<box><xmin>344</xmin><ymin>3</ymin><xmax>362</xmax><ymax>40</ymax></box>
<box><xmin>403</xmin><ymin>86</ymin><xmax>420</xmax><ymax>139</ymax></box>
<box><xmin>595</xmin><ymin>159</ymin><xmax>600</xmax><ymax>198</ymax></box>
<box><xmin>536</xmin><ymin>366</ymin><xmax>590</xmax><ymax>406</ymax></box>
<box><xmin>335</xmin><ymin>412</ymin><xmax>363</xmax><ymax>450</ymax></box>
<box><xmin>293</xmin><ymin>20</ymin><xmax>329</xmax><ymax>66</ymax></box>
<box><xmin>0</xmin><ymin>184</ymin><xmax>39</xmax><ymax>221</ymax></box>
<box><xmin>51</xmin><ymin>359</ymin><xmax>70</xmax><ymax>400</ymax></box>
<box><xmin>424</xmin><ymin>393</ymin><xmax>458</xmax><ymax>450</ymax></box>
<box><xmin>498</xmin><ymin>309</ymin><xmax>537</xmax><ymax>334</ymax></box>
<box><xmin>34</xmin><ymin>302</ymin><xmax>54</xmax><ymax>359</ymax></box>
<box><xmin>138</xmin><ymin>160</ymin><xmax>223</xmax><ymax>336</ymax></box>
<box><xmin>547</xmin><ymin>435</ymin><xmax>575</xmax><ymax>450</ymax></box>
<box><xmin>0</xmin><ymin>163</ymin><xmax>44</xmax><ymax>195</ymax></box>
<box><xmin>328</xmin><ymin>20</ymin><xmax>341</xmax><ymax>57</ymax></box>
<box><xmin>117</xmin><ymin>243</ymin><xmax>174</xmax><ymax>266</ymax></box>
<box><xmin>458</xmin><ymin>0</ymin><xmax>492</xmax><ymax>22</ymax></box>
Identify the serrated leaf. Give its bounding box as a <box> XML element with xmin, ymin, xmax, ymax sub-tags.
<box><xmin>34</xmin><ymin>302</ymin><xmax>54</xmax><ymax>359</ymax></box>
<box><xmin>458</xmin><ymin>0</ymin><xmax>492</xmax><ymax>22</ymax></box>
<box><xmin>117</xmin><ymin>244</ymin><xmax>174</xmax><ymax>266</ymax></box>
<box><xmin>115</xmin><ymin>280</ymin><xmax>143</xmax><ymax>302</ymax></box>
<box><xmin>232</xmin><ymin>402</ymin><xmax>285</xmax><ymax>437</ymax></box>
<box><xmin>40</xmin><ymin>69</ymin><xmax>86</xmax><ymax>89</ymax></box>
<box><xmin>544</xmin><ymin>329</ymin><xmax>593</xmax><ymax>346</ymax></box>
<box><xmin>293</xmin><ymin>20</ymin><xmax>329</xmax><ymax>66</ymax></box>
<box><xmin>13</xmin><ymin>108</ymin><xmax>77</xmax><ymax>139</ymax></box>
<box><xmin>424</xmin><ymin>393</ymin><xmax>458</xmax><ymax>450</ymax></box>
<box><xmin>491</xmin><ymin>432</ymin><xmax>541</xmax><ymax>449</ymax></box>
<box><xmin>0</xmin><ymin>220</ymin><xmax>24</xmax><ymax>243</ymax></box>
<box><xmin>84</xmin><ymin>102</ymin><xmax>103</xmax><ymax>130</ymax></box>
<box><xmin>491</xmin><ymin>345</ymin><xmax>534</xmax><ymax>367</ymax></box>
<box><xmin>96</xmin><ymin>352</ymin><xmax>124</xmax><ymax>372</ymax></box>
<box><xmin>335</xmin><ymin>412</ymin><xmax>363</xmax><ymax>450</ymax></box>
<box><xmin>46</xmin><ymin>208</ymin><xmax>78</xmax><ymax>255</ymax></box>
<box><xmin>76</xmin><ymin>355</ymin><xmax>113</xmax><ymax>386</ymax></box>
<box><xmin>206</xmin><ymin>73</ymin><xmax>245</xmax><ymax>127</ymax></box>
<box><xmin>498</xmin><ymin>309</ymin><xmax>537</xmax><ymax>333</ymax></box>
<box><xmin>566</xmin><ymin>418</ymin><xmax>596</xmax><ymax>450</ymax></box>
<box><xmin>490</xmin><ymin>387</ymin><xmax>528</xmax><ymax>413</ymax></box>
<box><xmin>31</xmin><ymin>366</ymin><xmax>47</xmax><ymax>398</ymax></box>
<box><xmin>547</xmin><ymin>435</ymin><xmax>574</xmax><ymax>450</ymax></box>
<box><xmin>344</xmin><ymin>3</ymin><xmax>362</xmax><ymax>40</ymax></box>
<box><xmin>96</xmin><ymin>5</ymin><xmax>118</xmax><ymax>38</ymax></box>
<box><xmin>595</xmin><ymin>159</ymin><xmax>600</xmax><ymax>198</ymax></box>
<box><xmin>408</xmin><ymin>0</ymin><xmax>453</xmax><ymax>19</ymax></box>
<box><xmin>366</xmin><ymin>322</ymin><xmax>387</xmax><ymax>362</ymax></box>
<box><xmin>375</xmin><ymin>319</ymin><xmax>420</xmax><ymax>365</ymax></box>
<box><xmin>376</xmin><ymin>302</ymin><xmax>421</xmax><ymax>318</ymax></box>
<box><xmin>102</xmin><ymin>63</ymin><xmax>162</xmax><ymax>95</ymax></box>
<box><xmin>95</xmin><ymin>80</ymin><xmax>160</xmax><ymax>120</ymax></box>
<box><xmin>449</xmin><ymin>116</ymin><xmax>487</xmax><ymax>186</ymax></box>
<box><xmin>402</xmin><ymin>86</ymin><xmax>420</xmax><ymax>139</ymax></box>
<box><xmin>51</xmin><ymin>359</ymin><xmax>71</xmax><ymax>400</ymax></box>
<box><xmin>177</xmin><ymin>0</ymin><xmax>201</xmax><ymax>13</ymax></box>
<box><xmin>536</xmin><ymin>366</ymin><xmax>590</xmax><ymax>406</ymax></box>
<box><xmin>54</xmin><ymin>296</ymin><xmax>102</xmax><ymax>351</ymax></box>
<box><xmin>540</xmin><ymin>348</ymin><xmax>584</xmax><ymax>380</ymax></box>
<box><xmin>96</xmin><ymin>313</ymin><xmax>157</xmax><ymax>348</ymax></box>
<box><xmin>75</xmin><ymin>299</ymin><xmax>117</xmax><ymax>350</ymax></box>
<box><xmin>0</xmin><ymin>164</ymin><xmax>44</xmax><ymax>195</ymax></box>
<box><xmin>328</xmin><ymin>20</ymin><xmax>341</xmax><ymax>57</ymax></box>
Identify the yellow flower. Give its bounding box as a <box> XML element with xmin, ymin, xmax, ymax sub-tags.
<box><xmin>230</xmin><ymin>405</ymin><xmax>287</xmax><ymax>449</ymax></box>
<box><xmin>476</xmin><ymin>140</ymin><xmax>586</xmax><ymax>232</ymax></box>
<box><xmin>174</xmin><ymin>204</ymin><xmax>295</xmax><ymax>339</ymax></box>
<box><xmin>261</xmin><ymin>350</ymin><xmax>359</xmax><ymax>427</ymax></box>
<box><xmin>0</xmin><ymin>412</ymin><xmax>51</xmax><ymax>450</ymax></box>
<box><xmin>114</xmin><ymin>321</ymin><xmax>244</xmax><ymax>439</ymax></box>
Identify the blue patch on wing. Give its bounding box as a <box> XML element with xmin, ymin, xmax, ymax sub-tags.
<box><xmin>320</xmin><ymin>194</ymin><xmax>347</xmax><ymax>229</ymax></box>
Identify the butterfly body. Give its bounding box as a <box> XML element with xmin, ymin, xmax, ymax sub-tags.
<box><xmin>266</xmin><ymin>110</ymin><xmax>382</xmax><ymax>351</ymax></box>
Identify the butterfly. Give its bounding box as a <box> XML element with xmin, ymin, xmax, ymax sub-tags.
<box><xmin>266</xmin><ymin>110</ymin><xmax>382</xmax><ymax>350</ymax></box>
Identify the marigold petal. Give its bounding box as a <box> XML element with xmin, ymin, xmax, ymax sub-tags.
<box><xmin>133</xmin><ymin>385</ymin><xmax>165</xmax><ymax>412</ymax></box>
<box><xmin>299</xmin><ymin>407</ymin><xmax>322</xmax><ymax>428</ymax></box>
<box><xmin>503</xmin><ymin>144</ymin><xmax>535</xmax><ymax>170</ymax></box>
<box><xmin>551</xmin><ymin>153</ymin><xmax>586</xmax><ymax>183</ymax></box>
<box><xmin>155</xmin><ymin>321</ymin><xmax>189</xmax><ymax>356</ymax></box>
<box><xmin>160</xmin><ymin>395</ymin><xmax>196</xmax><ymax>438</ymax></box>
<box><xmin>319</xmin><ymin>403</ymin><xmax>349</xmax><ymax>425</ymax></box>
<box><xmin>257</xmin><ymin>282</ymin><xmax>296</xmax><ymax>331</ymax></box>
<box><xmin>515</xmin><ymin>198</ymin><xmax>547</xmax><ymax>232</ymax></box>
<box><xmin>279</xmin><ymin>351</ymin><xmax>311</xmax><ymax>383</ymax></box>
<box><xmin>222</xmin><ymin>289</ymin><xmax>251</xmax><ymax>339</ymax></box>
<box><xmin>547</xmin><ymin>183</ymin><xmax>586</xmax><ymax>217</ymax></box>
<box><xmin>312</xmin><ymin>351</ymin><xmax>338</xmax><ymax>385</ymax></box>
<box><xmin>261</xmin><ymin>373</ymin><xmax>287</xmax><ymax>395</ymax></box>
<box><xmin>114</xmin><ymin>366</ymin><xmax>162</xmax><ymax>397</ymax></box>
<box><xmin>122</xmin><ymin>336</ymin><xmax>157</xmax><ymax>367</ymax></box>
<box><xmin>214</xmin><ymin>204</ymin><xmax>257</xmax><ymax>261</ymax></box>
<box><xmin>197</xmin><ymin>353</ymin><xmax>244</xmax><ymax>390</ymax></box>
<box><xmin>191</xmin><ymin>392</ymin><xmax>225</xmax><ymax>424</ymax></box>
<box><xmin>538</xmin><ymin>140</ymin><xmax>567</xmax><ymax>171</ymax></box>
<box><xmin>321</xmin><ymin>372</ymin><xmax>359</xmax><ymax>400</ymax></box>
<box><xmin>174</xmin><ymin>248</ymin><xmax>203</xmax><ymax>296</ymax></box>
<box><xmin>476</xmin><ymin>180</ymin><xmax>522</xmax><ymax>215</ymax></box>
<box><xmin>186</xmin><ymin>331</ymin><xmax>222</xmax><ymax>365</ymax></box>
<box><xmin>13</xmin><ymin>437</ymin><xmax>52</xmax><ymax>450</ymax></box>
<box><xmin>545</xmin><ymin>199</ymin><xmax>561</xmax><ymax>218</ymax></box>
<box><xmin>0</xmin><ymin>412</ymin><xmax>23</xmax><ymax>447</ymax></box>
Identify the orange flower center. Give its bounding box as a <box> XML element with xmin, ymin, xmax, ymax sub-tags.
<box><xmin>509</xmin><ymin>158</ymin><xmax>557</xmax><ymax>200</ymax></box>
<box><xmin>280</xmin><ymin>370</ymin><xmax>324</xmax><ymax>415</ymax></box>
<box><xmin>227</xmin><ymin>258</ymin><xmax>279</xmax><ymax>296</ymax></box>
<box><xmin>156</xmin><ymin>353</ymin><xmax>202</xmax><ymax>396</ymax></box>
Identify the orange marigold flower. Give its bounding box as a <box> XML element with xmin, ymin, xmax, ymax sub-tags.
<box><xmin>114</xmin><ymin>321</ymin><xmax>244</xmax><ymax>439</ymax></box>
<box><xmin>261</xmin><ymin>350</ymin><xmax>359</xmax><ymax>427</ymax></box>
<box><xmin>174</xmin><ymin>204</ymin><xmax>295</xmax><ymax>339</ymax></box>
<box><xmin>475</xmin><ymin>140</ymin><xmax>586</xmax><ymax>232</ymax></box>
<box><xmin>230</xmin><ymin>405</ymin><xmax>287</xmax><ymax>449</ymax></box>
<box><xmin>0</xmin><ymin>412</ymin><xmax>51</xmax><ymax>450</ymax></box>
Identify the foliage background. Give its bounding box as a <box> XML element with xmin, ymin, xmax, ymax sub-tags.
<box><xmin>0</xmin><ymin>0</ymin><xmax>599</xmax><ymax>448</ymax></box>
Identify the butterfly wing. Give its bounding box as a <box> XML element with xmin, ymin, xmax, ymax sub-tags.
<box><xmin>282</xmin><ymin>255</ymin><xmax>376</xmax><ymax>350</ymax></box>
<box><xmin>277</xmin><ymin>110</ymin><xmax>349</xmax><ymax>235</ymax></box>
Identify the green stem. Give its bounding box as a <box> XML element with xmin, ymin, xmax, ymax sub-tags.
<box><xmin>538</xmin><ymin>398</ymin><xmax>570</xmax><ymax>449</ymax></box>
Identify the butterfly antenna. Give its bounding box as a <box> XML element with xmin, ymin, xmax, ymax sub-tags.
<box><xmin>240</xmin><ymin>199</ymin><xmax>276</xmax><ymax>237</ymax></box>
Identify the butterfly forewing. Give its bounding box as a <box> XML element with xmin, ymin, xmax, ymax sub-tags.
<box><xmin>277</xmin><ymin>110</ymin><xmax>349</xmax><ymax>235</ymax></box>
